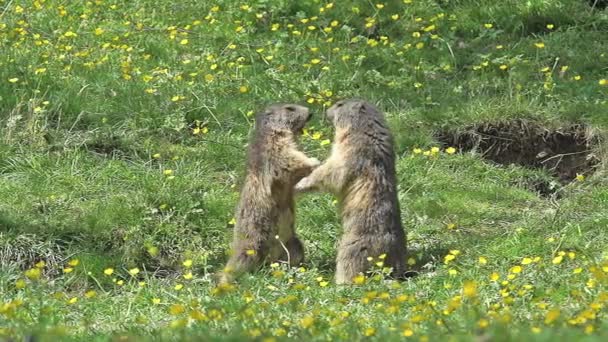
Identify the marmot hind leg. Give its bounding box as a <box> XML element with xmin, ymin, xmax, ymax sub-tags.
<box><xmin>334</xmin><ymin>240</ymin><xmax>370</xmax><ymax>284</ymax></box>
<box><xmin>218</xmin><ymin>244</ymin><xmax>267</xmax><ymax>284</ymax></box>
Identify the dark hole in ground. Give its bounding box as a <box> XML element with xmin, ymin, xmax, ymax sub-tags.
<box><xmin>436</xmin><ymin>120</ymin><xmax>601</xmax><ymax>196</ymax></box>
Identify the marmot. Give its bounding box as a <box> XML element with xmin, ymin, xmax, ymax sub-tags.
<box><xmin>219</xmin><ymin>104</ymin><xmax>319</xmax><ymax>283</ymax></box>
<box><xmin>295</xmin><ymin>99</ymin><xmax>406</xmax><ymax>284</ymax></box>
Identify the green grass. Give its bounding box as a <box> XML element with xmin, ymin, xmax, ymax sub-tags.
<box><xmin>1</xmin><ymin>0</ymin><xmax>608</xmax><ymax>340</ymax></box>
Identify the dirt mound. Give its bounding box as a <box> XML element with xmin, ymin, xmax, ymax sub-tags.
<box><xmin>436</xmin><ymin>120</ymin><xmax>601</xmax><ymax>183</ymax></box>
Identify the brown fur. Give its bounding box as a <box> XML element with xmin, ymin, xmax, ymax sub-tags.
<box><xmin>296</xmin><ymin>99</ymin><xmax>406</xmax><ymax>284</ymax></box>
<box><xmin>219</xmin><ymin>104</ymin><xmax>319</xmax><ymax>283</ymax></box>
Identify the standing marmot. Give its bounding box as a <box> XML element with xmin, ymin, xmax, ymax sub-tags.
<box><xmin>295</xmin><ymin>99</ymin><xmax>406</xmax><ymax>284</ymax></box>
<box><xmin>219</xmin><ymin>104</ymin><xmax>320</xmax><ymax>283</ymax></box>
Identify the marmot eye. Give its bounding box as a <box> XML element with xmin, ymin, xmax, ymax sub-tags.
<box><xmin>285</xmin><ymin>105</ymin><xmax>297</xmax><ymax>112</ymax></box>
<box><xmin>335</xmin><ymin>102</ymin><xmax>344</xmax><ymax>108</ymax></box>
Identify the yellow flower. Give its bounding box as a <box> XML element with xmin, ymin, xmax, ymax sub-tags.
<box><xmin>510</xmin><ymin>265</ymin><xmax>522</xmax><ymax>274</ymax></box>
<box><xmin>67</xmin><ymin>297</ymin><xmax>78</xmax><ymax>304</ymax></box>
<box><xmin>246</xmin><ymin>249</ymin><xmax>256</xmax><ymax>256</ymax></box>
<box><xmin>407</xmin><ymin>257</ymin><xmax>416</xmax><ymax>265</ymax></box>
<box><xmin>175</xmin><ymin>283</ymin><xmax>184</xmax><ymax>291</ymax></box>
<box><xmin>552</xmin><ymin>255</ymin><xmax>563</xmax><ymax>264</ymax></box>
<box><xmin>183</xmin><ymin>259</ymin><xmax>193</xmax><ymax>268</ymax></box>
<box><xmin>148</xmin><ymin>246</ymin><xmax>159</xmax><ymax>256</ymax></box>
<box><xmin>68</xmin><ymin>259</ymin><xmax>79</xmax><ymax>267</ymax></box>
<box><xmin>490</xmin><ymin>272</ymin><xmax>500</xmax><ymax>281</ymax></box>
<box><xmin>445</xmin><ymin>147</ymin><xmax>456</xmax><ymax>154</ymax></box>
<box><xmin>499</xmin><ymin>64</ymin><xmax>508</xmax><ymax>70</ymax></box>
<box><xmin>534</xmin><ymin>42</ymin><xmax>545</xmax><ymax>49</ymax></box>
<box><xmin>413</xmin><ymin>148</ymin><xmax>422</xmax><ymax>154</ymax></box>
<box><xmin>152</xmin><ymin>298</ymin><xmax>161</xmax><ymax>304</ymax></box>
<box><xmin>183</xmin><ymin>272</ymin><xmax>193</xmax><ymax>280</ymax></box>
<box><xmin>478</xmin><ymin>256</ymin><xmax>488</xmax><ymax>265</ymax></box>
<box><xmin>64</xmin><ymin>31</ymin><xmax>78</xmax><ymax>38</ymax></box>
<box><xmin>546</xmin><ymin>24</ymin><xmax>554</xmax><ymax>29</ymax></box>
<box><xmin>463</xmin><ymin>280</ymin><xmax>477</xmax><ymax>298</ymax></box>
<box><xmin>402</xmin><ymin>329</ymin><xmax>414</xmax><ymax>337</ymax></box>
<box><xmin>363</xmin><ymin>327</ymin><xmax>376</xmax><ymax>336</ymax></box>
<box><xmin>300</xmin><ymin>316</ymin><xmax>315</xmax><ymax>329</ymax></box>
<box><xmin>320</xmin><ymin>139</ymin><xmax>331</xmax><ymax>146</ymax></box>
<box><xmin>574</xmin><ymin>75</ymin><xmax>582</xmax><ymax>81</ymax></box>
<box><xmin>104</xmin><ymin>268</ymin><xmax>114</xmax><ymax>276</ymax></box>
<box><xmin>353</xmin><ymin>274</ymin><xmax>366</xmax><ymax>285</ymax></box>
<box><xmin>8</xmin><ymin>78</ymin><xmax>19</xmax><ymax>83</ymax></box>
<box><xmin>599</xmin><ymin>79</ymin><xmax>608</xmax><ymax>86</ymax></box>
<box><xmin>239</xmin><ymin>86</ymin><xmax>248</xmax><ymax>93</ymax></box>
<box><xmin>85</xmin><ymin>290</ymin><xmax>97</xmax><ymax>298</ymax></box>
<box><xmin>477</xmin><ymin>318</ymin><xmax>489</xmax><ymax>328</ymax></box>
<box><xmin>15</xmin><ymin>279</ymin><xmax>26</xmax><ymax>289</ymax></box>
<box><xmin>63</xmin><ymin>267</ymin><xmax>74</xmax><ymax>273</ymax></box>
<box><xmin>521</xmin><ymin>257</ymin><xmax>532</xmax><ymax>265</ymax></box>
<box><xmin>129</xmin><ymin>267</ymin><xmax>140</xmax><ymax>276</ymax></box>
<box><xmin>169</xmin><ymin>304</ymin><xmax>185</xmax><ymax>315</ymax></box>
<box><xmin>94</xmin><ymin>28</ymin><xmax>105</xmax><ymax>35</ymax></box>
<box><xmin>484</xmin><ymin>23</ymin><xmax>493</xmax><ymax>29</ymax></box>
<box><xmin>180</xmin><ymin>39</ymin><xmax>188</xmax><ymax>45</ymax></box>
<box><xmin>545</xmin><ymin>308</ymin><xmax>560</xmax><ymax>324</ymax></box>
<box><xmin>35</xmin><ymin>261</ymin><xmax>46</xmax><ymax>268</ymax></box>
<box><xmin>163</xmin><ymin>169</ymin><xmax>173</xmax><ymax>176</ymax></box>
<box><xmin>430</xmin><ymin>147</ymin><xmax>440</xmax><ymax>154</ymax></box>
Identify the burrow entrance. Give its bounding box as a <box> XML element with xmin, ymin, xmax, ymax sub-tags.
<box><xmin>436</xmin><ymin>120</ymin><xmax>602</xmax><ymax>196</ymax></box>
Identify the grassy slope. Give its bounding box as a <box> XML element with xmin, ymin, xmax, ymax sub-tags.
<box><xmin>1</xmin><ymin>0</ymin><xmax>608</xmax><ymax>340</ymax></box>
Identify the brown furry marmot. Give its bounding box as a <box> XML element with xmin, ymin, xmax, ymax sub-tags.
<box><xmin>219</xmin><ymin>104</ymin><xmax>319</xmax><ymax>283</ymax></box>
<box><xmin>296</xmin><ymin>99</ymin><xmax>406</xmax><ymax>284</ymax></box>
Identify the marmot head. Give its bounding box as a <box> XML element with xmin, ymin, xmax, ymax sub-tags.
<box><xmin>256</xmin><ymin>104</ymin><xmax>312</xmax><ymax>134</ymax></box>
<box><xmin>327</xmin><ymin>99</ymin><xmax>383</xmax><ymax>129</ymax></box>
